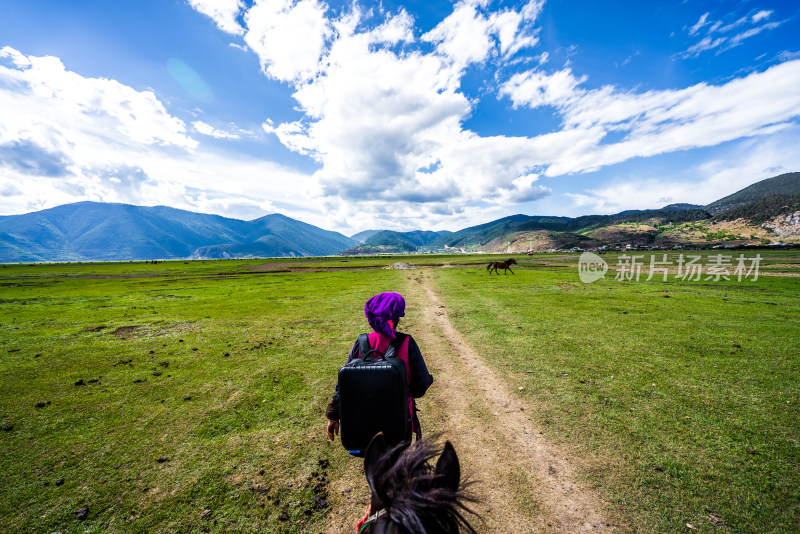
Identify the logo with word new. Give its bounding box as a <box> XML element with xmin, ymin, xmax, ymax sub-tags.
<box><xmin>578</xmin><ymin>252</ymin><xmax>608</xmax><ymax>283</ymax></box>
<box><xmin>577</xmin><ymin>252</ymin><xmax>761</xmax><ymax>283</ymax></box>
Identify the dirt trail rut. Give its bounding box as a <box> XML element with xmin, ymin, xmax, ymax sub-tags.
<box><xmin>325</xmin><ymin>270</ymin><xmax>610</xmax><ymax>533</ymax></box>
<box><xmin>405</xmin><ymin>270</ymin><xmax>609</xmax><ymax>533</ymax></box>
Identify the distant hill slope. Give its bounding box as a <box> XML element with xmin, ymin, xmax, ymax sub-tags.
<box><xmin>712</xmin><ymin>194</ymin><xmax>800</xmax><ymax>223</ymax></box>
<box><xmin>362</xmin><ymin>232</ymin><xmax>417</xmax><ymax>252</ymax></box>
<box><xmin>0</xmin><ymin>202</ymin><xmax>356</xmax><ymax>262</ymax></box>
<box><xmin>430</xmin><ymin>209</ymin><xmax>710</xmax><ymax>249</ymax></box>
<box><xmin>616</xmin><ymin>203</ymin><xmax>703</xmax><ymax>215</ymax></box>
<box><xmin>191</xmin><ymin>214</ymin><xmax>357</xmax><ymax>259</ymax></box>
<box><xmin>706</xmin><ymin>172</ymin><xmax>800</xmax><ymax>214</ymax></box>
<box><xmin>243</xmin><ymin>213</ymin><xmax>356</xmax><ymax>256</ymax></box>
<box><xmin>430</xmin><ymin>214</ymin><xmax>549</xmax><ymax>248</ymax></box>
<box><xmin>350</xmin><ymin>229</ymin><xmax>384</xmax><ymax>243</ymax></box>
<box><xmin>341</xmin><ymin>229</ymin><xmax>452</xmax><ymax>255</ymax></box>
<box><xmin>365</xmin><ymin>230</ymin><xmax>449</xmax><ymax>247</ymax></box>
<box><xmin>191</xmin><ymin>235</ymin><xmax>303</xmax><ymax>260</ymax></box>
<box><xmin>661</xmin><ymin>203</ymin><xmax>704</xmax><ymax>211</ymax></box>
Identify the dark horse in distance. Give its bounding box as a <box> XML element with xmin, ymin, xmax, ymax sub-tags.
<box><xmin>358</xmin><ymin>433</ymin><xmax>478</xmax><ymax>533</ymax></box>
<box><xmin>486</xmin><ymin>258</ymin><xmax>517</xmax><ymax>275</ymax></box>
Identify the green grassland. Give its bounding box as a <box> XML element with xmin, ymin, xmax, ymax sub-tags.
<box><xmin>0</xmin><ymin>258</ymin><xmax>410</xmax><ymax>533</ymax></box>
<box><xmin>1</xmin><ymin>252</ymin><xmax>799</xmax><ymax>533</ymax></box>
<box><xmin>434</xmin><ymin>252</ymin><xmax>800</xmax><ymax>532</ymax></box>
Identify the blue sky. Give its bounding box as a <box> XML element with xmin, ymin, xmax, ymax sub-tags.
<box><xmin>1</xmin><ymin>0</ymin><xmax>799</xmax><ymax>234</ymax></box>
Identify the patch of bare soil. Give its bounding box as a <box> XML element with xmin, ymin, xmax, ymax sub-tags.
<box><xmin>72</xmin><ymin>274</ymin><xmax>166</xmax><ymax>279</ymax></box>
<box><xmin>385</xmin><ymin>262</ymin><xmax>418</xmax><ymax>270</ymax></box>
<box><xmin>754</xmin><ymin>270</ymin><xmax>800</xmax><ymax>277</ymax></box>
<box><xmin>246</xmin><ymin>261</ymin><xmax>384</xmax><ymax>273</ymax></box>
<box><xmin>297</xmin><ymin>266</ymin><xmax>385</xmax><ymax>272</ymax></box>
<box><xmin>110</xmin><ymin>326</ymin><xmax>141</xmax><ymax>339</ymax></box>
<box><xmin>108</xmin><ymin>321</ymin><xmax>198</xmax><ymax>339</ymax></box>
<box><xmin>246</xmin><ymin>262</ymin><xmax>306</xmax><ymax>271</ymax></box>
<box><xmin>435</xmin><ymin>262</ymin><xmax>492</xmax><ymax>269</ymax></box>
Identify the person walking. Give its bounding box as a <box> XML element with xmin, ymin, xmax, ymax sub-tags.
<box><xmin>325</xmin><ymin>292</ymin><xmax>433</xmax><ymax>443</ymax></box>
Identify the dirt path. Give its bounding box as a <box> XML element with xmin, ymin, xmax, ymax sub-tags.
<box><xmin>325</xmin><ymin>269</ymin><xmax>610</xmax><ymax>533</ymax></box>
<box><xmin>405</xmin><ymin>270</ymin><xmax>609</xmax><ymax>533</ymax></box>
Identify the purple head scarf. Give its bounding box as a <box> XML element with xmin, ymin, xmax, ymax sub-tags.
<box><xmin>364</xmin><ymin>292</ymin><xmax>406</xmax><ymax>338</ymax></box>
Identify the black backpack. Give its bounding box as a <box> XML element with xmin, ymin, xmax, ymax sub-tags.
<box><xmin>338</xmin><ymin>333</ymin><xmax>409</xmax><ymax>456</ymax></box>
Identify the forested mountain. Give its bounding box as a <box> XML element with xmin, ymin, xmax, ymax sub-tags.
<box><xmin>340</xmin><ymin>229</ymin><xmax>452</xmax><ymax>255</ymax></box>
<box><xmin>0</xmin><ymin>202</ymin><xmax>356</xmax><ymax>262</ymax></box>
<box><xmin>706</xmin><ymin>172</ymin><xmax>800</xmax><ymax>214</ymax></box>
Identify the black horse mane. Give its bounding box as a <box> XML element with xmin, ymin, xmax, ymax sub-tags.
<box><xmin>371</xmin><ymin>439</ymin><xmax>478</xmax><ymax>534</ymax></box>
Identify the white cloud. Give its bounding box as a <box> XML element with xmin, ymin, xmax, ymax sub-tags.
<box><xmin>499</xmin><ymin>60</ymin><xmax>800</xmax><ymax>177</ymax></box>
<box><xmin>187</xmin><ymin>0</ymin><xmax>244</xmax><ymax>35</ymax></box>
<box><xmin>423</xmin><ymin>3</ymin><xmax>496</xmax><ymax>68</ymax></box>
<box><xmin>678</xmin><ymin>9</ymin><xmax>785</xmax><ymax>58</ymax></box>
<box><xmin>187</xmin><ymin>0</ymin><xmax>556</xmax><ymax>230</ymax></box>
<box><xmin>0</xmin><ymin>47</ymin><xmax>197</xmax><ymax>161</ymax></box>
<box><xmin>246</xmin><ymin>0</ymin><xmax>559</xmax><ymax>231</ymax></box>
<box><xmin>0</xmin><ymin>47</ymin><xmax>316</xmax><ymax>221</ymax></box>
<box><xmin>490</xmin><ymin>9</ymin><xmax>540</xmax><ymax>58</ymax></box>
<box><xmin>192</xmin><ymin>120</ymin><xmax>241</xmax><ymax>139</ymax></box>
<box><xmin>716</xmin><ymin>16</ymin><xmax>749</xmax><ymax>34</ymax></box>
<box><xmin>727</xmin><ymin>21</ymin><xmax>781</xmax><ymax>50</ymax></box>
<box><xmin>1</xmin><ymin>142</ymin><xmax>315</xmax><ymax>221</ymax></box>
<box><xmin>288</xmin><ymin>32</ymin><xmax>472</xmax><ymax>196</ymax></box>
<box><xmin>0</xmin><ymin>182</ymin><xmax>22</xmax><ymax>197</ymax></box>
<box><xmin>520</xmin><ymin>0</ymin><xmax>545</xmax><ymax>22</ymax></box>
<box><xmin>498</xmin><ymin>173</ymin><xmax>551</xmax><ymax>204</ymax></box>
<box><xmin>368</xmin><ymin>9</ymin><xmax>415</xmax><ymax>45</ymax></box>
<box><xmin>422</xmin><ymin>0</ymin><xmax>542</xmax><ymax>68</ymax></box>
<box><xmin>689</xmin><ymin>12</ymin><xmax>709</xmax><ymax>36</ymax></box>
<box><xmin>752</xmin><ymin>10</ymin><xmax>773</xmax><ymax>23</ymax></box>
<box><xmin>564</xmin><ymin>131</ymin><xmax>800</xmax><ymax>215</ymax></box>
<box><xmin>681</xmin><ymin>36</ymin><xmax>726</xmax><ymax>57</ymax></box>
<box><xmin>500</xmin><ymin>67</ymin><xmax>586</xmax><ymax>108</ymax></box>
<box><xmin>243</xmin><ymin>0</ymin><xmax>332</xmax><ymax>83</ymax></box>
<box><xmin>239</xmin><ymin>0</ymin><xmax>800</xmax><ymax>231</ymax></box>
<box><xmin>776</xmin><ymin>50</ymin><xmax>800</xmax><ymax>61</ymax></box>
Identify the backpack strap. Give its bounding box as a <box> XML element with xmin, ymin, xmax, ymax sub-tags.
<box><xmin>358</xmin><ymin>332</ymin><xmax>407</xmax><ymax>360</ymax></box>
<box><xmin>357</xmin><ymin>333</ymin><xmax>371</xmax><ymax>359</ymax></box>
<box><xmin>384</xmin><ymin>333</ymin><xmax>407</xmax><ymax>359</ymax></box>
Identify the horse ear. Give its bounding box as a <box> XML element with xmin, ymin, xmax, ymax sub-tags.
<box><xmin>433</xmin><ymin>441</ymin><xmax>460</xmax><ymax>492</ymax></box>
<box><xmin>364</xmin><ymin>432</ymin><xmax>388</xmax><ymax>498</ymax></box>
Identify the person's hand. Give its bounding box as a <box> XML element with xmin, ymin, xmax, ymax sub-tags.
<box><xmin>326</xmin><ymin>420</ymin><xmax>339</xmax><ymax>441</ymax></box>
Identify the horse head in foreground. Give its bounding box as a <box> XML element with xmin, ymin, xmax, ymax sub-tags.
<box><xmin>359</xmin><ymin>433</ymin><xmax>478</xmax><ymax>534</ymax></box>
<box><xmin>486</xmin><ymin>258</ymin><xmax>517</xmax><ymax>275</ymax></box>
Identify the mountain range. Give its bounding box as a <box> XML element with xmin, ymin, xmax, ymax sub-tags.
<box><xmin>1</xmin><ymin>172</ymin><xmax>798</xmax><ymax>262</ymax></box>
<box><xmin>419</xmin><ymin>172</ymin><xmax>800</xmax><ymax>254</ymax></box>
<box><xmin>0</xmin><ymin>202</ymin><xmax>355</xmax><ymax>262</ymax></box>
